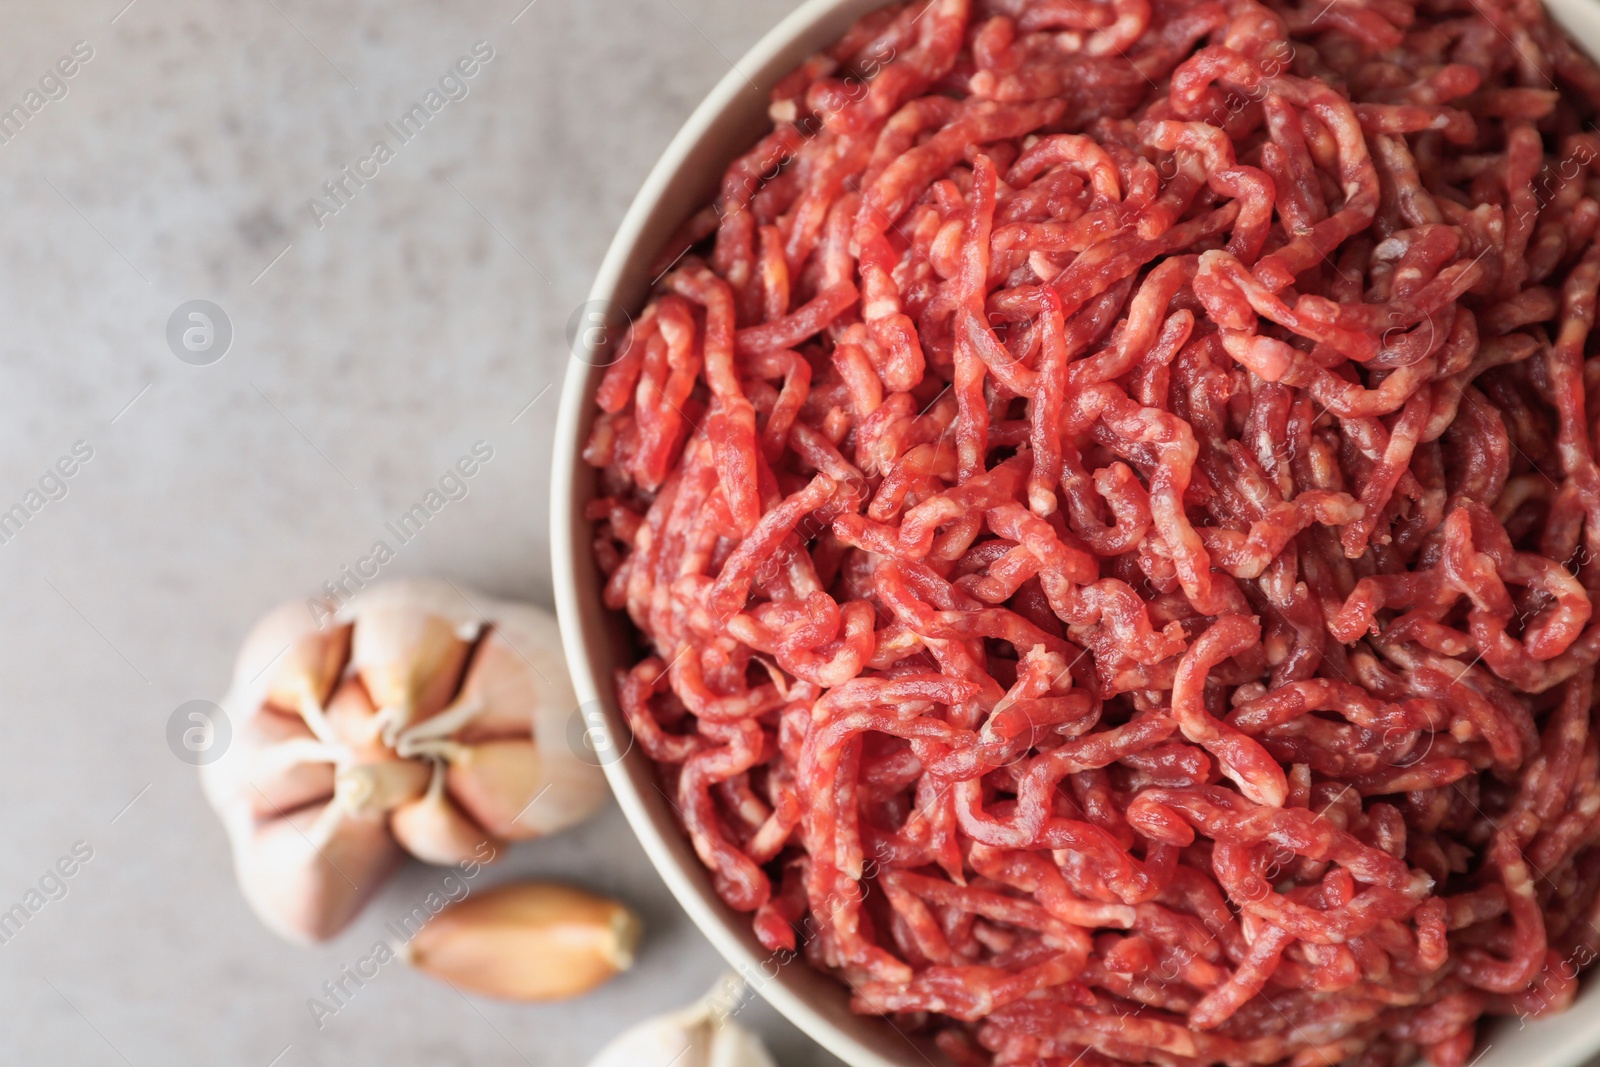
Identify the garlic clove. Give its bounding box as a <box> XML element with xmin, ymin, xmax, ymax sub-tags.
<box><xmin>323</xmin><ymin>677</ymin><xmax>390</xmax><ymax>762</ymax></box>
<box><xmin>590</xmin><ymin>1019</ymin><xmax>777</xmax><ymax>1067</ymax></box>
<box><xmin>404</xmin><ymin>882</ymin><xmax>640</xmax><ymax>1001</ymax></box>
<box><xmin>349</xmin><ymin>602</ymin><xmax>473</xmax><ymax>744</ymax></box>
<box><xmin>337</xmin><ymin>577</ymin><xmax>487</xmax><ymax>635</ymax></box>
<box><xmin>334</xmin><ymin>759</ymin><xmax>431</xmax><ymax>817</ymax></box>
<box><xmin>390</xmin><ymin>767</ymin><xmax>503</xmax><ymax>866</ymax></box>
<box><xmin>431</xmin><ymin>602</ymin><xmax>608</xmax><ymax>835</ymax></box>
<box><xmin>444</xmin><ymin>739</ymin><xmax>550</xmax><ymax>841</ymax></box>
<box><xmin>450</xmin><ymin>629</ymin><xmax>543</xmax><ymax>742</ymax></box>
<box><xmin>480</xmin><ymin>601</ymin><xmax>583</xmax><ymax>750</ymax></box>
<box><xmin>200</xmin><ymin>705</ymin><xmax>336</xmax><ymax>818</ymax></box>
<box><xmin>483</xmin><ymin>604</ymin><xmax>609</xmax><ymax>834</ymax></box>
<box><xmin>706</xmin><ymin>1024</ymin><xmax>778</xmax><ymax>1067</ymax></box>
<box><xmin>234</xmin><ymin>600</ymin><xmax>351</xmax><ymax>717</ymax></box>
<box><xmin>237</xmin><ymin>714</ymin><xmax>336</xmax><ymax>819</ymax></box>
<box><xmin>266</xmin><ymin>628</ymin><xmax>351</xmax><ymax>720</ymax></box>
<box><xmin>520</xmin><ymin>738</ymin><xmax>611</xmax><ymax>838</ymax></box>
<box><xmin>587</xmin><ymin>975</ymin><xmax>777</xmax><ymax>1067</ymax></box>
<box><xmin>234</xmin><ymin>800</ymin><xmax>402</xmax><ymax>943</ymax></box>
<box><xmin>589</xmin><ymin>1017</ymin><xmax>706</xmax><ymax>1067</ymax></box>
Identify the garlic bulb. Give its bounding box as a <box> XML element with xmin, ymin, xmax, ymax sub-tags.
<box><xmin>588</xmin><ymin>974</ymin><xmax>778</xmax><ymax>1067</ymax></box>
<box><xmin>202</xmin><ymin>579</ymin><xmax>606</xmax><ymax>943</ymax></box>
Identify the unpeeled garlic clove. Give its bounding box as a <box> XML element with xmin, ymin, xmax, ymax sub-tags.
<box><xmin>488</xmin><ymin>604</ymin><xmax>609</xmax><ymax>835</ymax></box>
<box><xmin>390</xmin><ymin>769</ymin><xmax>503</xmax><ymax>867</ymax></box>
<box><xmin>322</xmin><ymin>677</ymin><xmax>390</xmax><ymax>762</ymax></box>
<box><xmin>334</xmin><ymin>759</ymin><xmax>430</xmax><ymax>817</ymax></box>
<box><xmin>587</xmin><ymin>975</ymin><xmax>777</xmax><ymax>1067</ymax></box>
<box><xmin>449</xmin><ymin>629</ymin><xmax>543</xmax><ymax>742</ymax></box>
<box><xmin>201</xmin><ymin>707</ymin><xmax>335</xmax><ymax>819</ymax></box>
<box><xmin>445</xmin><ymin>739</ymin><xmax>547</xmax><ymax>841</ymax></box>
<box><xmin>241</xmin><ymin>741</ymin><xmax>336</xmax><ymax>822</ymax></box>
<box><xmin>338</xmin><ymin>577</ymin><xmax>487</xmax><ymax>635</ymax></box>
<box><xmin>443</xmin><ymin>602</ymin><xmax>581</xmax><ymax>743</ymax></box>
<box><xmin>482</xmin><ymin>601</ymin><xmax>585</xmax><ymax>748</ymax></box>
<box><xmin>234</xmin><ymin>600</ymin><xmax>351</xmax><ymax>716</ymax></box>
<box><xmin>234</xmin><ymin>800</ymin><xmax>403</xmax><ymax>943</ymax></box>
<box><xmin>519</xmin><ymin>741</ymin><xmax>611</xmax><ymax>838</ymax></box>
<box><xmin>405</xmin><ymin>882</ymin><xmax>640</xmax><ymax>1001</ymax></box>
<box><xmin>706</xmin><ymin>1024</ymin><xmax>778</xmax><ymax>1067</ymax></box>
<box><xmin>412</xmin><ymin>606</ymin><xmax>607</xmax><ymax>838</ymax></box>
<box><xmin>349</xmin><ymin>599</ymin><xmax>473</xmax><ymax>742</ymax></box>
<box><xmin>343</xmin><ymin>580</ymin><xmax>485</xmax><ymax>697</ymax></box>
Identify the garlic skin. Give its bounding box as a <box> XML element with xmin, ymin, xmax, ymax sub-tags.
<box><xmin>588</xmin><ymin>975</ymin><xmax>778</xmax><ymax>1067</ymax></box>
<box><xmin>445</xmin><ymin>739</ymin><xmax>546</xmax><ymax>840</ymax></box>
<box><xmin>236</xmin><ymin>800</ymin><xmax>403</xmax><ymax>944</ymax></box>
<box><xmin>492</xmin><ymin>603</ymin><xmax>611</xmax><ymax>832</ymax></box>
<box><xmin>404</xmin><ymin>882</ymin><xmax>641</xmax><ymax>1001</ymax></box>
<box><xmin>350</xmin><ymin>604</ymin><xmax>473</xmax><ymax>744</ymax></box>
<box><xmin>323</xmin><ymin>677</ymin><xmax>390</xmax><ymax>762</ymax></box>
<box><xmin>233</xmin><ymin>600</ymin><xmax>349</xmax><ymax>718</ymax></box>
<box><xmin>201</xmin><ymin>579</ymin><xmax>605</xmax><ymax>943</ymax></box>
<box><xmin>203</xmin><ymin>706</ymin><xmax>335</xmax><ymax>819</ymax></box>
<box><xmin>452</xmin><ymin>629</ymin><xmax>546</xmax><ymax>741</ymax></box>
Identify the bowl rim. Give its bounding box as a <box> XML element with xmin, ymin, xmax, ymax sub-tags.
<box><xmin>550</xmin><ymin>2</ymin><xmax>1600</xmax><ymax>1066</ymax></box>
<box><xmin>551</xmin><ymin>3</ymin><xmax>939</xmax><ymax>1064</ymax></box>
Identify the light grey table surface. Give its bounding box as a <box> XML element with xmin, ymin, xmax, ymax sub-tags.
<box><xmin>0</xmin><ymin>1</ymin><xmax>851</xmax><ymax>1063</ymax></box>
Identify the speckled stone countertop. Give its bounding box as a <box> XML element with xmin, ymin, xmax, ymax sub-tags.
<box><xmin>0</xmin><ymin>1</ymin><xmax>849</xmax><ymax>1063</ymax></box>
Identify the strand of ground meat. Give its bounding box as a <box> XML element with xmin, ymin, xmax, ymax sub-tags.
<box><xmin>582</xmin><ymin>0</ymin><xmax>1600</xmax><ymax>1063</ymax></box>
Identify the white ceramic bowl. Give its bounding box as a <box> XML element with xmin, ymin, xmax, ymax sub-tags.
<box><xmin>551</xmin><ymin>2</ymin><xmax>1600</xmax><ymax>1065</ymax></box>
